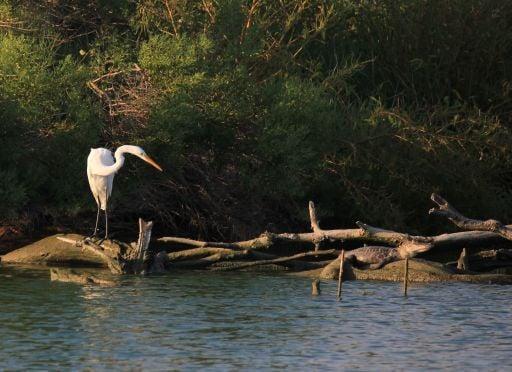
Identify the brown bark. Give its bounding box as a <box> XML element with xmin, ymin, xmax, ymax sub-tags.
<box><xmin>57</xmin><ymin>219</ymin><xmax>154</xmax><ymax>274</ymax></box>
<box><xmin>127</xmin><ymin>219</ymin><xmax>153</xmax><ymax>274</ymax></box>
<box><xmin>211</xmin><ymin>249</ymin><xmax>338</xmax><ymax>271</ymax></box>
<box><xmin>158</xmin><ymin>200</ymin><xmax>506</xmax><ymax>257</ymax></box>
<box><xmin>457</xmin><ymin>248</ymin><xmax>469</xmax><ymax>271</ymax></box>
<box><xmin>430</xmin><ymin>193</ymin><xmax>512</xmax><ymax>240</ymax></box>
<box><xmin>57</xmin><ymin>237</ymin><xmax>124</xmax><ymax>274</ymax></box>
<box><xmin>311</xmin><ymin>279</ymin><xmax>321</xmax><ymax>295</ymax></box>
<box><xmin>6</xmin><ymin>196</ymin><xmax>512</xmax><ymax>282</ymax></box>
<box><xmin>168</xmin><ymin>250</ymin><xmax>251</xmax><ymax>269</ymax></box>
<box><xmin>168</xmin><ymin>247</ymin><xmax>240</xmax><ymax>261</ymax></box>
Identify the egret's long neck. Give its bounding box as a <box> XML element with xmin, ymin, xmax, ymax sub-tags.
<box><xmin>111</xmin><ymin>145</ymin><xmax>143</xmax><ymax>172</ymax></box>
<box><xmin>111</xmin><ymin>147</ymin><xmax>126</xmax><ymax>172</ymax></box>
<box><xmin>92</xmin><ymin>146</ymin><xmax>134</xmax><ymax>176</ymax></box>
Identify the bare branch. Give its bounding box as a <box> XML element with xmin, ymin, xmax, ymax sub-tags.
<box><xmin>429</xmin><ymin>193</ymin><xmax>512</xmax><ymax>240</ymax></box>
<box><xmin>211</xmin><ymin>249</ymin><xmax>338</xmax><ymax>271</ymax></box>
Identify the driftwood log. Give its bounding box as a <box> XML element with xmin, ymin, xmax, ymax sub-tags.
<box><xmin>158</xmin><ymin>200</ymin><xmax>511</xmax><ymax>274</ymax></box>
<box><xmin>154</xmin><ymin>198</ymin><xmax>512</xmax><ymax>283</ymax></box>
<box><xmin>56</xmin><ymin>218</ymin><xmax>159</xmax><ymax>275</ymax></box>
<box><xmin>4</xmin><ymin>195</ymin><xmax>512</xmax><ymax>284</ymax></box>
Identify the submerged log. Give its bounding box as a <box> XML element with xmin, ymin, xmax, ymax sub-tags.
<box><xmin>50</xmin><ymin>268</ymin><xmax>116</xmax><ymax>286</ymax></box>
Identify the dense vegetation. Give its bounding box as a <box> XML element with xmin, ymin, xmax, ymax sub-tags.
<box><xmin>1</xmin><ymin>0</ymin><xmax>511</xmax><ymax>239</ymax></box>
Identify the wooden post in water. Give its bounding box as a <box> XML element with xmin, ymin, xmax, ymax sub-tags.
<box><xmin>312</xmin><ymin>279</ymin><xmax>321</xmax><ymax>296</ymax></box>
<box><xmin>337</xmin><ymin>249</ymin><xmax>345</xmax><ymax>300</ymax></box>
<box><xmin>403</xmin><ymin>257</ymin><xmax>409</xmax><ymax>297</ymax></box>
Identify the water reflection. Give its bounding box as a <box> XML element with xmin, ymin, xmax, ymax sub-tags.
<box><xmin>0</xmin><ymin>266</ymin><xmax>511</xmax><ymax>369</ymax></box>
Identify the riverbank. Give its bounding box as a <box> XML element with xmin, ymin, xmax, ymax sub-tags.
<box><xmin>4</xmin><ymin>196</ymin><xmax>512</xmax><ymax>285</ymax></box>
<box><xmin>4</xmin><ymin>233</ymin><xmax>512</xmax><ymax>285</ymax></box>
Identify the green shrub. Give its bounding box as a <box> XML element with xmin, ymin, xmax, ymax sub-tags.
<box><xmin>1</xmin><ymin>0</ymin><xmax>512</xmax><ymax>238</ymax></box>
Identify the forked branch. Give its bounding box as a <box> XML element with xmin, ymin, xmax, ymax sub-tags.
<box><xmin>429</xmin><ymin>193</ymin><xmax>512</xmax><ymax>240</ymax></box>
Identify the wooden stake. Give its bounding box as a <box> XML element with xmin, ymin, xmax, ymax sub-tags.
<box><xmin>312</xmin><ymin>279</ymin><xmax>321</xmax><ymax>296</ymax></box>
<box><xmin>337</xmin><ymin>249</ymin><xmax>345</xmax><ymax>300</ymax></box>
<box><xmin>404</xmin><ymin>257</ymin><xmax>409</xmax><ymax>296</ymax></box>
<box><xmin>457</xmin><ymin>247</ymin><xmax>469</xmax><ymax>271</ymax></box>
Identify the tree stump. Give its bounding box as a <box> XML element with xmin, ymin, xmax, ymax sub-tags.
<box><xmin>457</xmin><ymin>248</ymin><xmax>469</xmax><ymax>271</ymax></box>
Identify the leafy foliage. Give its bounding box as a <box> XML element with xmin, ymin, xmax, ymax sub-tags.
<box><xmin>1</xmin><ymin>0</ymin><xmax>512</xmax><ymax>238</ymax></box>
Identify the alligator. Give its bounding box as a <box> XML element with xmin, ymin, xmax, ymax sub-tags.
<box><xmin>343</xmin><ymin>246</ymin><xmax>400</xmax><ymax>269</ymax></box>
<box><xmin>344</xmin><ymin>243</ymin><xmax>431</xmax><ymax>269</ymax></box>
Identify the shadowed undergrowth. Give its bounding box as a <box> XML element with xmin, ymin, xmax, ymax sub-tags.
<box><xmin>1</xmin><ymin>0</ymin><xmax>511</xmax><ymax>241</ymax></box>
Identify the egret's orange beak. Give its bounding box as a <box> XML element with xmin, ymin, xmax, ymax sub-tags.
<box><xmin>143</xmin><ymin>155</ymin><xmax>163</xmax><ymax>172</ymax></box>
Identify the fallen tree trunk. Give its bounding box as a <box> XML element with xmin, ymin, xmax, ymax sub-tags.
<box><xmin>158</xmin><ymin>201</ymin><xmax>508</xmax><ymax>256</ymax></box>
<box><xmin>158</xmin><ymin>201</ymin><xmax>512</xmax><ymax>275</ymax></box>
<box><xmin>211</xmin><ymin>249</ymin><xmax>337</xmax><ymax>271</ymax></box>
<box><xmin>4</xmin><ymin>196</ymin><xmax>512</xmax><ymax>284</ymax></box>
<box><xmin>56</xmin><ymin>218</ymin><xmax>157</xmax><ymax>274</ymax></box>
<box><xmin>168</xmin><ymin>247</ymin><xmax>242</xmax><ymax>261</ymax></box>
<box><xmin>168</xmin><ymin>249</ymin><xmax>251</xmax><ymax>269</ymax></box>
<box><xmin>56</xmin><ymin>236</ymin><xmax>124</xmax><ymax>273</ymax></box>
<box><xmin>430</xmin><ymin>193</ymin><xmax>512</xmax><ymax>240</ymax></box>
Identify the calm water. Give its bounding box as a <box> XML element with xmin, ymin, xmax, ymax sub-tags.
<box><xmin>0</xmin><ymin>266</ymin><xmax>511</xmax><ymax>371</ymax></box>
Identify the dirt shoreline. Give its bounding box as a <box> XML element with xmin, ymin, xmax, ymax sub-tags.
<box><xmin>3</xmin><ymin>234</ymin><xmax>512</xmax><ymax>285</ymax></box>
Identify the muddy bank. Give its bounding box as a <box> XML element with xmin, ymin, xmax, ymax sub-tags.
<box><xmin>3</xmin><ymin>234</ymin><xmax>512</xmax><ymax>284</ymax></box>
<box><xmin>1</xmin><ymin>234</ymin><xmax>106</xmax><ymax>267</ymax></box>
<box><xmin>292</xmin><ymin>259</ymin><xmax>512</xmax><ymax>284</ymax></box>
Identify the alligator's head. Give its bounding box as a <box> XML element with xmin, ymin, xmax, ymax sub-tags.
<box><xmin>397</xmin><ymin>242</ymin><xmax>433</xmax><ymax>259</ymax></box>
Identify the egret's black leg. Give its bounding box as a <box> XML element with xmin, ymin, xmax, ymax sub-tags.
<box><xmin>87</xmin><ymin>198</ymin><xmax>101</xmax><ymax>240</ymax></box>
<box><xmin>104</xmin><ymin>190</ymin><xmax>109</xmax><ymax>241</ymax></box>
<box><xmin>93</xmin><ymin>202</ymin><xmax>100</xmax><ymax>237</ymax></box>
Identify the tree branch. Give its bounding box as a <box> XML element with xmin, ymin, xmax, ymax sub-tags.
<box><xmin>211</xmin><ymin>249</ymin><xmax>338</xmax><ymax>271</ymax></box>
<box><xmin>309</xmin><ymin>201</ymin><xmax>321</xmax><ymax>233</ymax></box>
<box><xmin>429</xmin><ymin>193</ymin><xmax>512</xmax><ymax>240</ymax></box>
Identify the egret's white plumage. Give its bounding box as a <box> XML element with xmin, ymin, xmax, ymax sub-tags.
<box><xmin>86</xmin><ymin>145</ymin><xmax>162</xmax><ymax>238</ymax></box>
<box><xmin>87</xmin><ymin>148</ymin><xmax>116</xmax><ymax>210</ymax></box>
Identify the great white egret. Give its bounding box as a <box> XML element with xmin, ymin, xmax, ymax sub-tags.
<box><xmin>87</xmin><ymin>145</ymin><xmax>163</xmax><ymax>240</ymax></box>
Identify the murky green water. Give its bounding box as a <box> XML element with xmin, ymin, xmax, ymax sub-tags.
<box><xmin>0</xmin><ymin>266</ymin><xmax>511</xmax><ymax>370</ymax></box>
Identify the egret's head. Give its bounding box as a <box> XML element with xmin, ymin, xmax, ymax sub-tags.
<box><xmin>139</xmin><ymin>149</ymin><xmax>163</xmax><ymax>172</ymax></box>
<box><xmin>123</xmin><ymin>145</ymin><xmax>163</xmax><ymax>172</ymax></box>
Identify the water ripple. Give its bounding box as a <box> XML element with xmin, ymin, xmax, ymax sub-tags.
<box><xmin>1</xmin><ymin>267</ymin><xmax>511</xmax><ymax>370</ymax></box>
